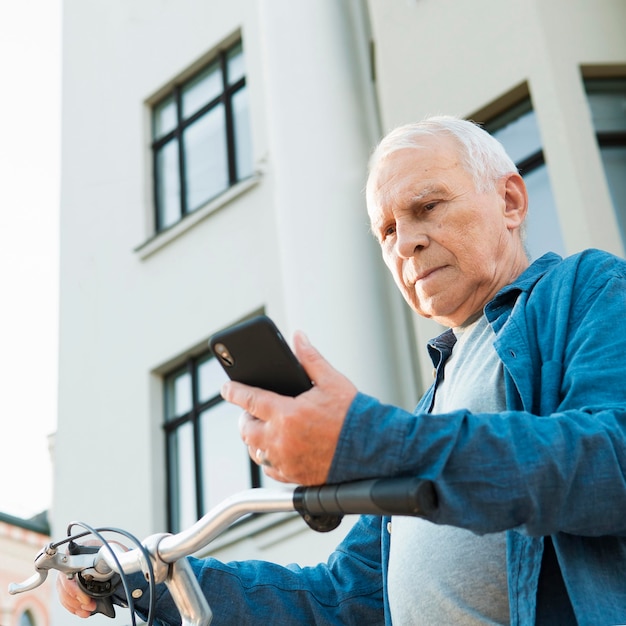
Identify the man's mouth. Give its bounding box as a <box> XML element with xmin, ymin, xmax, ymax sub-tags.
<box><xmin>414</xmin><ymin>266</ymin><xmax>444</xmax><ymax>283</ymax></box>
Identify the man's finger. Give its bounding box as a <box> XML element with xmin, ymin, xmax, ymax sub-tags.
<box><xmin>57</xmin><ymin>575</ymin><xmax>97</xmax><ymax>617</ymax></box>
<box><xmin>293</xmin><ymin>331</ymin><xmax>344</xmax><ymax>388</ymax></box>
<box><xmin>221</xmin><ymin>381</ymin><xmax>281</xmax><ymax>421</ymax></box>
<box><xmin>239</xmin><ymin>411</ymin><xmax>265</xmax><ymax>446</ymax></box>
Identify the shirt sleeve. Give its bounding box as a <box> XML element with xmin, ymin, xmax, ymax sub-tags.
<box><xmin>114</xmin><ymin>514</ymin><xmax>385</xmax><ymax>625</ymax></box>
<box><xmin>328</xmin><ymin>252</ymin><xmax>626</xmax><ymax>538</ymax></box>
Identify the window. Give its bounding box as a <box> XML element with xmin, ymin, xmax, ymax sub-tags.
<box><xmin>584</xmin><ymin>78</ymin><xmax>626</xmax><ymax>247</ymax></box>
<box><xmin>152</xmin><ymin>40</ymin><xmax>253</xmax><ymax>233</ymax></box>
<box><xmin>19</xmin><ymin>611</ymin><xmax>35</xmax><ymax>626</ymax></box>
<box><xmin>483</xmin><ymin>99</ymin><xmax>566</xmax><ymax>260</ymax></box>
<box><xmin>164</xmin><ymin>350</ymin><xmax>262</xmax><ymax>533</ymax></box>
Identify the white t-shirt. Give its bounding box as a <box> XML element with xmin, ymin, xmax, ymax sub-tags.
<box><xmin>388</xmin><ymin>315</ymin><xmax>510</xmax><ymax>625</ymax></box>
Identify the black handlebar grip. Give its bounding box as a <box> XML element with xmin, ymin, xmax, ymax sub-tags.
<box><xmin>293</xmin><ymin>477</ymin><xmax>438</xmax><ymax>523</ymax></box>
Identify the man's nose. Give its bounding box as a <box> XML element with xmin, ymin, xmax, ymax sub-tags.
<box><xmin>395</xmin><ymin>220</ymin><xmax>428</xmax><ymax>258</ymax></box>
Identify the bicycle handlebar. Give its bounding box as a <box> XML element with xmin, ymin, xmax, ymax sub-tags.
<box><xmin>294</xmin><ymin>476</ymin><xmax>437</xmax><ymax>531</ymax></box>
<box><xmin>9</xmin><ymin>477</ymin><xmax>437</xmax><ymax>625</ymax></box>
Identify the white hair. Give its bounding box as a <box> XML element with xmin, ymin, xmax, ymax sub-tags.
<box><xmin>367</xmin><ymin>115</ymin><xmax>518</xmax><ymax>195</ymax></box>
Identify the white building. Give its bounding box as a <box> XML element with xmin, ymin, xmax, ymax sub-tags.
<box><xmin>53</xmin><ymin>0</ymin><xmax>625</xmax><ymax>623</ymax></box>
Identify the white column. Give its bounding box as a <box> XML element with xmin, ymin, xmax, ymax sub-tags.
<box><xmin>257</xmin><ymin>0</ymin><xmax>417</xmax><ymax>404</ymax></box>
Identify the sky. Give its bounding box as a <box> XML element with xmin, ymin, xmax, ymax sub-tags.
<box><xmin>0</xmin><ymin>0</ymin><xmax>61</xmax><ymax>518</ymax></box>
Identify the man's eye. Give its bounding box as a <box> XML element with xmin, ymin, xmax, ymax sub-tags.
<box><xmin>424</xmin><ymin>202</ymin><xmax>437</xmax><ymax>212</ymax></box>
<box><xmin>382</xmin><ymin>225</ymin><xmax>396</xmax><ymax>240</ymax></box>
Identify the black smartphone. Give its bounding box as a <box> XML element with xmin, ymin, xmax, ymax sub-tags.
<box><xmin>209</xmin><ymin>315</ymin><xmax>313</xmax><ymax>397</ymax></box>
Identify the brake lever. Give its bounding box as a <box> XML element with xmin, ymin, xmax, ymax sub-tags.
<box><xmin>9</xmin><ymin>540</ymin><xmax>98</xmax><ymax>595</ymax></box>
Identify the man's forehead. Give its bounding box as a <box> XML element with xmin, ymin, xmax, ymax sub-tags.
<box><xmin>369</xmin><ymin>153</ymin><xmax>458</xmax><ymax>205</ymax></box>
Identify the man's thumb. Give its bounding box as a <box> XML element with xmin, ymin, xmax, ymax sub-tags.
<box><xmin>293</xmin><ymin>330</ymin><xmax>329</xmax><ymax>382</ymax></box>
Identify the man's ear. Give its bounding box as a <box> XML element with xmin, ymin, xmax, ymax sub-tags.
<box><xmin>502</xmin><ymin>172</ymin><xmax>528</xmax><ymax>230</ymax></box>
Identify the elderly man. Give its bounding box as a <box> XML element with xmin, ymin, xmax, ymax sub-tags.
<box><xmin>60</xmin><ymin>117</ymin><xmax>626</xmax><ymax>625</ymax></box>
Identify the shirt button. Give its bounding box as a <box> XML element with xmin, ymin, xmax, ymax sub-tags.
<box><xmin>387</xmin><ymin>521</ymin><xmax>392</xmax><ymax>534</ymax></box>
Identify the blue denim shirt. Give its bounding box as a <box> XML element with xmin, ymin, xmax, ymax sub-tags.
<box><xmin>135</xmin><ymin>250</ymin><xmax>626</xmax><ymax>625</ymax></box>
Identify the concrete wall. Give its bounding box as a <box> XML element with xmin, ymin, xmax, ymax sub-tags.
<box><xmin>54</xmin><ymin>1</ymin><xmax>398</xmax><ymax>624</ymax></box>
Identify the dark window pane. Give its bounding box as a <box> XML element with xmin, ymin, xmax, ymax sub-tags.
<box><xmin>585</xmin><ymin>79</ymin><xmax>626</xmax><ymax>246</ymax></box>
<box><xmin>168</xmin><ymin>422</ymin><xmax>196</xmax><ymax>532</ymax></box>
<box><xmin>486</xmin><ymin>102</ymin><xmax>564</xmax><ymax>259</ymax></box>
<box><xmin>165</xmin><ymin>368</ymin><xmax>192</xmax><ymax>420</ymax></box>
<box><xmin>487</xmin><ymin>103</ymin><xmax>542</xmax><ymax>164</ymax></box>
<box><xmin>232</xmin><ymin>87</ymin><xmax>254</xmax><ymax>180</ymax></box>
<box><xmin>227</xmin><ymin>41</ymin><xmax>245</xmax><ymax>85</ymax></box>
<box><xmin>523</xmin><ymin>164</ymin><xmax>566</xmax><ymax>259</ymax></box>
<box><xmin>585</xmin><ymin>79</ymin><xmax>626</xmax><ymax>133</ymax></box>
<box><xmin>19</xmin><ymin>612</ymin><xmax>35</xmax><ymax>626</ymax></box>
<box><xmin>197</xmin><ymin>355</ymin><xmax>227</xmax><ymax>404</ymax></box>
<box><xmin>199</xmin><ymin>402</ymin><xmax>249</xmax><ymax>512</ymax></box>
<box><xmin>601</xmin><ymin>146</ymin><xmax>626</xmax><ymax>248</ymax></box>
<box><xmin>153</xmin><ymin>94</ymin><xmax>177</xmax><ymax>140</ymax></box>
<box><xmin>182</xmin><ymin>61</ymin><xmax>223</xmax><ymax>119</ymax></box>
<box><xmin>183</xmin><ymin>105</ymin><xmax>229</xmax><ymax>211</ymax></box>
<box><xmin>156</xmin><ymin>139</ymin><xmax>181</xmax><ymax>229</ymax></box>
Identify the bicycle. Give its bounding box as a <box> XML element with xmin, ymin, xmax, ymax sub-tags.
<box><xmin>9</xmin><ymin>476</ymin><xmax>436</xmax><ymax>626</ymax></box>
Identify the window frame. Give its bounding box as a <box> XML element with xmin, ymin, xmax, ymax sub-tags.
<box><xmin>151</xmin><ymin>40</ymin><xmax>249</xmax><ymax>233</ymax></box>
<box><xmin>482</xmin><ymin>98</ymin><xmax>545</xmax><ymax>177</ymax></box>
<box><xmin>583</xmin><ymin>76</ymin><xmax>626</xmax><ymax>248</ymax></box>
<box><xmin>19</xmin><ymin>610</ymin><xmax>36</xmax><ymax>626</ymax></box>
<box><xmin>479</xmin><ymin>94</ymin><xmax>567</xmax><ymax>260</ymax></box>
<box><xmin>584</xmin><ymin>78</ymin><xmax>626</xmax><ymax>149</ymax></box>
<box><xmin>163</xmin><ymin>350</ymin><xmax>261</xmax><ymax>533</ymax></box>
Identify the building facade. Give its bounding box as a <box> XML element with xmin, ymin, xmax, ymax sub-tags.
<box><xmin>52</xmin><ymin>0</ymin><xmax>625</xmax><ymax>623</ymax></box>
<box><xmin>0</xmin><ymin>512</ymin><xmax>50</xmax><ymax>626</ymax></box>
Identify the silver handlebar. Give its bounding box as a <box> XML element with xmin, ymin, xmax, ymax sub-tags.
<box><xmin>9</xmin><ymin>478</ymin><xmax>436</xmax><ymax>625</ymax></box>
<box><xmin>9</xmin><ymin>487</ymin><xmax>299</xmax><ymax>626</ymax></box>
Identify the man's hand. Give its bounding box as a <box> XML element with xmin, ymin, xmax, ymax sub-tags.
<box><xmin>56</xmin><ymin>573</ymin><xmax>97</xmax><ymax>618</ymax></box>
<box><xmin>222</xmin><ymin>331</ymin><xmax>358</xmax><ymax>485</ymax></box>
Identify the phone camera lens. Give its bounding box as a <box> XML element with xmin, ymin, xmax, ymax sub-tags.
<box><xmin>214</xmin><ymin>343</ymin><xmax>235</xmax><ymax>367</ymax></box>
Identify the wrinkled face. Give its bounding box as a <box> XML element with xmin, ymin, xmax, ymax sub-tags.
<box><xmin>367</xmin><ymin>136</ymin><xmax>528</xmax><ymax>327</ymax></box>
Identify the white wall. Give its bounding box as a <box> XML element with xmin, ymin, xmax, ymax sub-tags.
<box><xmin>54</xmin><ymin>1</ymin><xmax>400</xmax><ymax>624</ymax></box>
